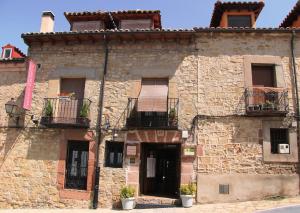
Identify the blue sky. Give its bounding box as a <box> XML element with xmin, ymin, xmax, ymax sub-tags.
<box><xmin>0</xmin><ymin>0</ymin><xmax>298</xmax><ymax>54</ymax></box>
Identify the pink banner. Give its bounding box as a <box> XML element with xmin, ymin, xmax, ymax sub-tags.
<box><xmin>23</xmin><ymin>60</ymin><xmax>36</xmax><ymax>110</ymax></box>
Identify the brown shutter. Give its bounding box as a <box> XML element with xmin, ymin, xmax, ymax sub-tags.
<box><xmin>137</xmin><ymin>79</ymin><xmax>168</xmax><ymax>112</ymax></box>
<box><xmin>252</xmin><ymin>65</ymin><xmax>275</xmax><ymax>87</ymax></box>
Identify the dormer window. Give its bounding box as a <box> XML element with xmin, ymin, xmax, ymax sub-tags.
<box><xmin>120</xmin><ymin>19</ymin><xmax>153</xmax><ymax>29</ymax></box>
<box><xmin>210</xmin><ymin>1</ymin><xmax>264</xmax><ymax>28</ymax></box>
<box><xmin>2</xmin><ymin>48</ymin><xmax>12</xmax><ymax>59</ymax></box>
<box><xmin>228</xmin><ymin>15</ymin><xmax>252</xmax><ymax>28</ymax></box>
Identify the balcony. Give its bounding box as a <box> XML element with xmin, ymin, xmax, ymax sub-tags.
<box><xmin>40</xmin><ymin>98</ymin><xmax>91</xmax><ymax>128</ymax></box>
<box><xmin>245</xmin><ymin>87</ymin><xmax>288</xmax><ymax>116</ymax></box>
<box><xmin>126</xmin><ymin>98</ymin><xmax>179</xmax><ymax>129</ymax></box>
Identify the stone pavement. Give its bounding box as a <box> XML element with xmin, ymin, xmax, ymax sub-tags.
<box><xmin>1</xmin><ymin>196</ymin><xmax>300</xmax><ymax>213</ymax></box>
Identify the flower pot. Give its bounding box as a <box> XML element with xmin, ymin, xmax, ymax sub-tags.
<box><xmin>180</xmin><ymin>195</ymin><xmax>193</xmax><ymax>208</ymax></box>
<box><xmin>121</xmin><ymin>197</ymin><xmax>135</xmax><ymax>210</ymax></box>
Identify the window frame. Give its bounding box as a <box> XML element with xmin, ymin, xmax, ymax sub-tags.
<box><xmin>65</xmin><ymin>140</ymin><xmax>89</xmax><ymax>190</ymax></box>
<box><xmin>105</xmin><ymin>141</ymin><xmax>124</xmax><ymax>168</ymax></box>
<box><xmin>270</xmin><ymin>128</ymin><xmax>289</xmax><ymax>154</ymax></box>
<box><xmin>227</xmin><ymin>15</ymin><xmax>252</xmax><ymax>28</ymax></box>
<box><xmin>2</xmin><ymin>48</ymin><xmax>12</xmax><ymax>59</ymax></box>
<box><xmin>251</xmin><ymin>64</ymin><xmax>276</xmax><ymax>87</ymax></box>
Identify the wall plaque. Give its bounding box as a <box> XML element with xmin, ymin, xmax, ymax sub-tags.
<box><xmin>126</xmin><ymin>145</ymin><xmax>137</xmax><ymax>156</ymax></box>
<box><xmin>183</xmin><ymin>147</ymin><xmax>196</xmax><ymax>156</ymax></box>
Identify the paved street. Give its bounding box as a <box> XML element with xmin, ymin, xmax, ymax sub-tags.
<box><xmin>0</xmin><ymin>196</ymin><xmax>300</xmax><ymax>213</ymax></box>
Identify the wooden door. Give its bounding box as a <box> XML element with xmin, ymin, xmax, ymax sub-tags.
<box><xmin>140</xmin><ymin>143</ymin><xmax>180</xmax><ymax>197</ymax></box>
<box><xmin>56</xmin><ymin>78</ymin><xmax>85</xmax><ymax>123</ymax></box>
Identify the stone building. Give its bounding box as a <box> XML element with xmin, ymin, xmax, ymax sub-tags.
<box><xmin>0</xmin><ymin>0</ymin><xmax>300</xmax><ymax>209</ymax></box>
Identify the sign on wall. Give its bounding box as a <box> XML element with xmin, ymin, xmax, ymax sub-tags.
<box><xmin>23</xmin><ymin>60</ymin><xmax>37</xmax><ymax>110</ymax></box>
<box><xmin>126</xmin><ymin>145</ymin><xmax>137</xmax><ymax>156</ymax></box>
<box><xmin>183</xmin><ymin>147</ymin><xmax>196</xmax><ymax>157</ymax></box>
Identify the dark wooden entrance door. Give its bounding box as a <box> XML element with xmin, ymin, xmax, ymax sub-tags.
<box><xmin>140</xmin><ymin>143</ymin><xmax>180</xmax><ymax>198</ymax></box>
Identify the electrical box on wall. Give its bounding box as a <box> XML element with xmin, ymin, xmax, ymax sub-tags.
<box><xmin>182</xmin><ymin>130</ymin><xmax>189</xmax><ymax>139</ymax></box>
<box><xmin>278</xmin><ymin>144</ymin><xmax>290</xmax><ymax>154</ymax></box>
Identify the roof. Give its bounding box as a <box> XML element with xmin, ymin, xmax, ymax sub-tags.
<box><xmin>280</xmin><ymin>0</ymin><xmax>300</xmax><ymax>27</ymax></box>
<box><xmin>210</xmin><ymin>1</ymin><xmax>265</xmax><ymax>27</ymax></box>
<box><xmin>64</xmin><ymin>10</ymin><xmax>162</xmax><ymax>29</ymax></box>
<box><xmin>64</xmin><ymin>10</ymin><xmax>160</xmax><ymax>17</ymax></box>
<box><xmin>0</xmin><ymin>58</ymin><xmax>26</xmax><ymax>63</ymax></box>
<box><xmin>21</xmin><ymin>27</ymin><xmax>300</xmax><ymax>46</ymax></box>
<box><xmin>2</xmin><ymin>44</ymin><xmax>26</xmax><ymax>58</ymax></box>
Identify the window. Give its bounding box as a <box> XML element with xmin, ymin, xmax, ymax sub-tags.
<box><xmin>105</xmin><ymin>142</ymin><xmax>124</xmax><ymax>168</ymax></box>
<box><xmin>252</xmin><ymin>65</ymin><xmax>276</xmax><ymax>87</ymax></box>
<box><xmin>270</xmin><ymin>129</ymin><xmax>289</xmax><ymax>154</ymax></box>
<box><xmin>228</xmin><ymin>15</ymin><xmax>252</xmax><ymax>28</ymax></box>
<box><xmin>65</xmin><ymin>141</ymin><xmax>89</xmax><ymax>190</ymax></box>
<box><xmin>120</xmin><ymin>19</ymin><xmax>152</xmax><ymax>29</ymax></box>
<box><xmin>3</xmin><ymin>48</ymin><xmax>12</xmax><ymax>59</ymax></box>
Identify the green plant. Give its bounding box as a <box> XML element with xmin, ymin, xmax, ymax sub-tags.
<box><xmin>45</xmin><ymin>101</ymin><xmax>53</xmax><ymax>117</ymax></box>
<box><xmin>180</xmin><ymin>183</ymin><xmax>196</xmax><ymax>195</ymax></box>
<box><xmin>120</xmin><ymin>186</ymin><xmax>135</xmax><ymax>199</ymax></box>
<box><xmin>264</xmin><ymin>100</ymin><xmax>275</xmax><ymax>109</ymax></box>
<box><xmin>80</xmin><ymin>102</ymin><xmax>89</xmax><ymax>118</ymax></box>
<box><xmin>169</xmin><ymin>108</ymin><xmax>176</xmax><ymax>119</ymax></box>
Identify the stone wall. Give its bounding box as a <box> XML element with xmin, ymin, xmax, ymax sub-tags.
<box><xmin>0</xmin><ymin>32</ymin><xmax>299</xmax><ymax>208</ymax></box>
<box><xmin>0</xmin><ymin>128</ymin><xmax>89</xmax><ymax>208</ymax></box>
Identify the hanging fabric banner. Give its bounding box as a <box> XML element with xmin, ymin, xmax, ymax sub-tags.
<box><xmin>23</xmin><ymin>60</ymin><xmax>37</xmax><ymax>110</ymax></box>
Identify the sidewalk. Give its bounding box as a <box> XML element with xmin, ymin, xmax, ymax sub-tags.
<box><xmin>1</xmin><ymin>196</ymin><xmax>300</xmax><ymax>213</ymax></box>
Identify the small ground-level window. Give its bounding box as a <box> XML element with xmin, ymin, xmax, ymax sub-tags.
<box><xmin>105</xmin><ymin>141</ymin><xmax>124</xmax><ymax>168</ymax></box>
<box><xmin>65</xmin><ymin>141</ymin><xmax>89</xmax><ymax>190</ymax></box>
<box><xmin>270</xmin><ymin>128</ymin><xmax>289</xmax><ymax>154</ymax></box>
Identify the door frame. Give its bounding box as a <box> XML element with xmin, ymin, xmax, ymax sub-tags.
<box><xmin>139</xmin><ymin>142</ymin><xmax>181</xmax><ymax>197</ymax></box>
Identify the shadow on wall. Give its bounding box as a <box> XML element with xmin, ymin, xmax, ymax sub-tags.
<box><xmin>25</xmin><ymin>129</ymin><xmax>60</xmax><ymax>161</ymax></box>
<box><xmin>0</xmin><ymin>128</ymin><xmax>60</xmax><ymax>171</ymax></box>
<box><xmin>7</xmin><ymin>89</ymin><xmax>26</xmax><ymax>128</ymax></box>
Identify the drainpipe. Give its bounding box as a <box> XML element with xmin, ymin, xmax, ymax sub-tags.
<box><xmin>93</xmin><ymin>34</ymin><xmax>109</xmax><ymax>209</ymax></box>
<box><xmin>291</xmin><ymin>30</ymin><xmax>300</xmax><ymax>119</ymax></box>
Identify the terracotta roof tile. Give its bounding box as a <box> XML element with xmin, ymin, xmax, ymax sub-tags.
<box><xmin>280</xmin><ymin>0</ymin><xmax>300</xmax><ymax>27</ymax></box>
<box><xmin>64</xmin><ymin>10</ymin><xmax>160</xmax><ymax>17</ymax></box>
<box><xmin>210</xmin><ymin>1</ymin><xmax>265</xmax><ymax>27</ymax></box>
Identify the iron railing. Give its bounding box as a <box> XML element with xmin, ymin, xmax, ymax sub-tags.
<box><xmin>40</xmin><ymin>97</ymin><xmax>91</xmax><ymax>128</ymax></box>
<box><xmin>245</xmin><ymin>87</ymin><xmax>288</xmax><ymax>115</ymax></box>
<box><xmin>126</xmin><ymin>98</ymin><xmax>179</xmax><ymax>129</ymax></box>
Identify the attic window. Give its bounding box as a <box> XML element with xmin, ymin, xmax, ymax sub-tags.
<box><xmin>228</xmin><ymin>15</ymin><xmax>252</xmax><ymax>27</ymax></box>
<box><xmin>3</xmin><ymin>48</ymin><xmax>12</xmax><ymax>59</ymax></box>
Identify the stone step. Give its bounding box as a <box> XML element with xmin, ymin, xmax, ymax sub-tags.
<box><xmin>135</xmin><ymin>196</ymin><xmax>180</xmax><ymax>209</ymax></box>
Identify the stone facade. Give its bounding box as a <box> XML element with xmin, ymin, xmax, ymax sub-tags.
<box><xmin>0</xmin><ymin>31</ymin><xmax>299</xmax><ymax>208</ymax></box>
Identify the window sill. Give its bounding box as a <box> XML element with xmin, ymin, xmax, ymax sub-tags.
<box><xmin>263</xmin><ymin>153</ymin><xmax>298</xmax><ymax>163</ymax></box>
<box><xmin>59</xmin><ymin>189</ymin><xmax>91</xmax><ymax>200</ymax></box>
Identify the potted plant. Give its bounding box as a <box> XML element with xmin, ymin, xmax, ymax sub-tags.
<box><xmin>168</xmin><ymin>108</ymin><xmax>177</xmax><ymax>126</ymax></box>
<box><xmin>41</xmin><ymin>100</ymin><xmax>53</xmax><ymax>124</ymax></box>
<box><xmin>79</xmin><ymin>102</ymin><xmax>90</xmax><ymax>125</ymax></box>
<box><xmin>120</xmin><ymin>185</ymin><xmax>135</xmax><ymax>210</ymax></box>
<box><xmin>180</xmin><ymin>183</ymin><xmax>196</xmax><ymax>208</ymax></box>
<box><xmin>263</xmin><ymin>100</ymin><xmax>275</xmax><ymax>111</ymax></box>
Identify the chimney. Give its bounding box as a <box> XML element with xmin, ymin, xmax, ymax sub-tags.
<box><xmin>40</xmin><ymin>11</ymin><xmax>55</xmax><ymax>32</ymax></box>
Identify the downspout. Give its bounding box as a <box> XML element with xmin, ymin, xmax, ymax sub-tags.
<box><xmin>93</xmin><ymin>34</ymin><xmax>109</xmax><ymax>209</ymax></box>
<box><xmin>291</xmin><ymin>30</ymin><xmax>300</xmax><ymax>119</ymax></box>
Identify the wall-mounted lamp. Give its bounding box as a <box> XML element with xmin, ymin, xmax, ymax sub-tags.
<box><xmin>5</xmin><ymin>98</ymin><xmax>22</xmax><ymax>126</ymax></box>
<box><xmin>104</xmin><ymin>115</ymin><xmax>110</xmax><ymax>130</ymax></box>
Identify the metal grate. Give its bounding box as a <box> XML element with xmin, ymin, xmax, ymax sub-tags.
<box><xmin>270</xmin><ymin>128</ymin><xmax>289</xmax><ymax>154</ymax></box>
<box><xmin>219</xmin><ymin>184</ymin><xmax>230</xmax><ymax>194</ymax></box>
<box><xmin>126</xmin><ymin>98</ymin><xmax>179</xmax><ymax>129</ymax></box>
<box><xmin>65</xmin><ymin>141</ymin><xmax>89</xmax><ymax>190</ymax></box>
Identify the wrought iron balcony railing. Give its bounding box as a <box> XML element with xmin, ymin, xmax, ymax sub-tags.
<box><xmin>245</xmin><ymin>87</ymin><xmax>288</xmax><ymax>116</ymax></box>
<box><xmin>126</xmin><ymin>98</ymin><xmax>179</xmax><ymax>129</ymax></box>
<box><xmin>40</xmin><ymin>98</ymin><xmax>91</xmax><ymax>128</ymax></box>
